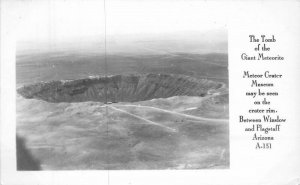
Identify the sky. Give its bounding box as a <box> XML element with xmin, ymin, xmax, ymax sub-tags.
<box><xmin>11</xmin><ymin>0</ymin><xmax>228</xmax><ymax>53</ymax></box>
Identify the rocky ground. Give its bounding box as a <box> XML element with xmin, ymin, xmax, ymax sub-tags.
<box><xmin>17</xmin><ymin>92</ymin><xmax>229</xmax><ymax>170</ymax></box>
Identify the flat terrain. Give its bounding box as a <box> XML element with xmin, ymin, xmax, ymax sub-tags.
<box><xmin>16</xmin><ymin>52</ymin><xmax>228</xmax><ymax>86</ymax></box>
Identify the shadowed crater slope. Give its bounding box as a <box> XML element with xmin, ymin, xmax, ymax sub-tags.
<box><xmin>17</xmin><ymin>74</ymin><xmax>224</xmax><ymax>103</ymax></box>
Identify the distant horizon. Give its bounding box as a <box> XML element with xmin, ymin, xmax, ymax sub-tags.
<box><xmin>17</xmin><ymin>29</ymin><xmax>227</xmax><ymax>56</ymax></box>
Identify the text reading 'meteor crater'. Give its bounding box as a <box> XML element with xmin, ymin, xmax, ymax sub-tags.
<box><xmin>239</xmin><ymin>35</ymin><xmax>286</xmax><ymax>150</ymax></box>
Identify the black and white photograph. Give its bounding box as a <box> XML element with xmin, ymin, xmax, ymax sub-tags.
<box><xmin>2</xmin><ymin>0</ymin><xmax>300</xmax><ymax>185</ymax></box>
<box><xmin>15</xmin><ymin>0</ymin><xmax>229</xmax><ymax>170</ymax></box>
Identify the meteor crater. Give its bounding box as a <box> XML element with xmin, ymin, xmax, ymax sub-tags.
<box><xmin>17</xmin><ymin>73</ymin><xmax>224</xmax><ymax>103</ymax></box>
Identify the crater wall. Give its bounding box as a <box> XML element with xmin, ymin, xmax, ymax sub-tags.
<box><xmin>17</xmin><ymin>74</ymin><xmax>224</xmax><ymax>103</ymax></box>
